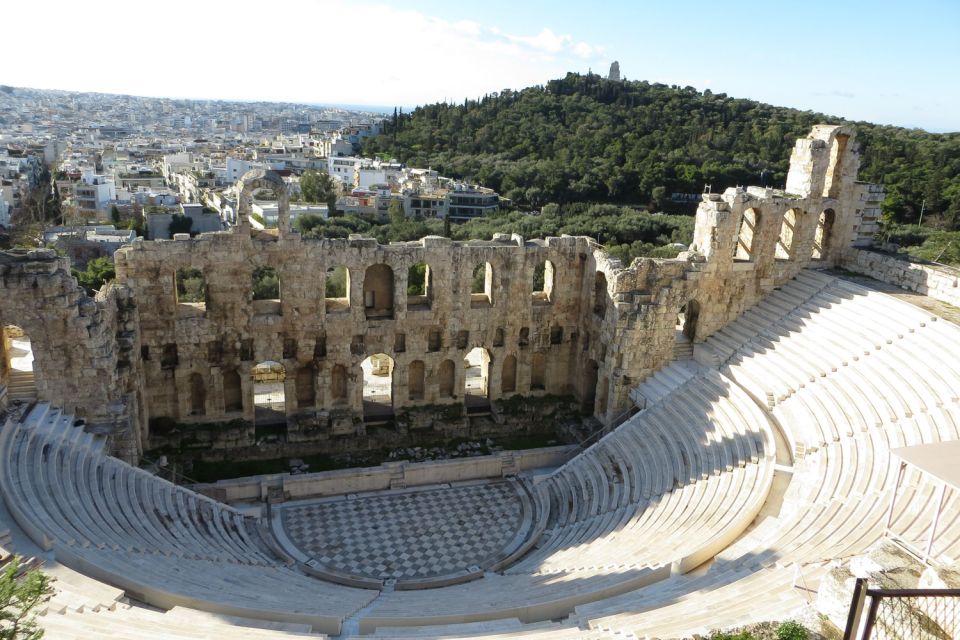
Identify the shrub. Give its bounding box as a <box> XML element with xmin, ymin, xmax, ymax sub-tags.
<box><xmin>776</xmin><ymin>621</ymin><xmax>809</xmax><ymax>640</ymax></box>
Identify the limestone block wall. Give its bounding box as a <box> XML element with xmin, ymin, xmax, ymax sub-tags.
<box><xmin>115</xmin><ymin>231</ymin><xmax>594</xmax><ymax>443</ymax></box>
<box><xmin>0</xmin><ymin>124</ymin><xmax>875</xmax><ymax>460</ymax></box>
<box><xmin>0</xmin><ymin>249</ymin><xmax>142</xmax><ymax>458</ymax></box>
<box><xmin>842</xmin><ymin>249</ymin><xmax>960</xmax><ymax>307</ymax></box>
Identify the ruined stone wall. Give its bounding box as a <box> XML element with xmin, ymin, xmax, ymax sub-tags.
<box><xmin>115</xmin><ymin>231</ymin><xmax>593</xmax><ymax>448</ymax></box>
<box><xmin>0</xmin><ymin>124</ymin><xmax>873</xmax><ymax>460</ymax></box>
<box><xmin>0</xmin><ymin>249</ymin><xmax>142</xmax><ymax>458</ymax></box>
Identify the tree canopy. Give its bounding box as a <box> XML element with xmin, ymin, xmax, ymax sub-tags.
<box><xmin>1</xmin><ymin>556</ymin><xmax>53</xmax><ymax>639</ymax></box>
<box><xmin>363</xmin><ymin>72</ymin><xmax>960</xmax><ymax>227</ymax></box>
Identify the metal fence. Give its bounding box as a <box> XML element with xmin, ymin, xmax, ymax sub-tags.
<box><xmin>844</xmin><ymin>578</ymin><xmax>960</xmax><ymax>639</ymax></box>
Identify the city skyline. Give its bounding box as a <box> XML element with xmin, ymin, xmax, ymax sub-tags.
<box><xmin>4</xmin><ymin>0</ymin><xmax>958</xmax><ymax>132</ymax></box>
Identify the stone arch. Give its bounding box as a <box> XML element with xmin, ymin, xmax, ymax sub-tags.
<box><xmin>408</xmin><ymin>360</ymin><xmax>425</xmax><ymax>400</ymax></box>
<box><xmin>295</xmin><ymin>365</ymin><xmax>316</xmax><ymax>408</ymax></box>
<box><xmin>223</xmin><ymin>368</ymin><xmax>243</xmax><ymax>413</ymax></box>
<box><xmin>407</xmin><ymin>262</ymin><xmax>433</xmax><ymax>310</ymax></box>
<box><xmin>532</xmin><ymin>259</ymin><xmax>555</xmax><ymax>303</ymax></box>
<box><xmin>823</xmin><ymin>133</ymin><xmax>850</xmax><ymax>199</ymax></box>
<box><xmin>330</xmin><ymin>364</ymin><xmax>348</xmax><ymax>405</ymax></box>
<box><xmin>776</xmin><ymin>209</ymin><xmax>800</xmax><ymax>260</ymax></box>
<box><xmin>237</xmin><ymin>168</ymin><xmax>291</xmax><ymax>234</ymax></box>
<box><xmin>464</xmin><ymin>347</ymin><xmax>491</xmax><ymax>405</ymax></box>
<box><xmin>678</xmin><ymin>299</ymin><xmax>700</xmax><ymax>342</ymax></box>
<box><xmin>593</xmin><ymin>271</ymin><xmax>608</xmax><ymax>318</ymax></box>
<box><xmin>1</xmin><ymin>325</ymin><xmax>36</xmax><ymax>404</ymax></box>
<box><xmin>251</xmin><ymin>360</ymin><xmax>285</xmax><ymax>425</ymax></box>
<box><xmin>361</xmin><ymin>353</ymin><xmax>394</xmax><ymax>418</ymax></box>
<box><xmin>325</xmin><ymin>265</ymin><xmax>350</xmax><ymax>312</ymax></box>
<box><xmin>734</xmin><ymin>208</ymin><xmax>760</xmax><ymax>261</ymax></box>
<box><xmin>501</xmin><ymin>355</ymin><xmax>517</xmax><ymax>394</ymax></box>
<box><xmin>470</xmin><ymin>262</ymin><xmax>494</xmax><ymax>307</ymax></box>
<box><xmin>188</xmin><ymin>372</ymin><xmax>206</xmax><ymax>416</ymax></box>
<box><xmin>363</xmin><ymin>264</ymin><xmax>394</xmax><ymax>319</ymax></box>
<box><xmin>438</xmin><ymin>359</ymin><xmax>456</xmax><ymax>399</ymax></box>
<box><xmin>530</xmin><ymin>352</ymin><xmax>546</xmax><ymax>391</ymax></box>
<box><xmin>812</xmin><ymin>208</ymin><xmax>836</xmax><ymax>260</ymax></box>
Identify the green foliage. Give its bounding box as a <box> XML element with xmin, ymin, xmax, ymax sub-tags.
<box><xmin>252</xmin><ymin>266</ymin><xmax>279</xmax><ymax>300</ymax></box>
<box><xmin>110</xmin><ymin>204</ymin><xmax>121</xmax><ymax>224</ymax></box>
<box><xmin>72</xmin><ymin>256</ymin><xmax>115</xmax><ymax>295</ymax></box>
<box><xmin>388</xmin><ymin>199</ymin><xmax>405</xmax><ymax>224</ymax></box>
<box><xmin>176</xmin><ymin>268</ymin><xmax>206</xmax><ymax>303</ymax></box>
<box><xmin>0</xmin><ymin>556</ymin><xmax>54</xmax><ymax>639</ymax></box>
<box><xmin>471</xmin><ymin>263</ymin><xmax>486</xmax><ymax>294</ymax></box>
<box><xmin>325</xmin><ymin>265</ymin><xmax>348</xmax><ymax>298</ymax></box>
<box><xmin>775</xmin><ymin>621</ymin><xmax>809</xmax><ymax>640</ymax></box>
<box><xmin>364</xmin><ymin>72</ymin><xmax>960</xmax><ymax>221</ymax></box>
<box><xmin>879</xmin><ymin>222</ymin><xmax>960</xmax><ymax>265</ymax></box>
<box><xmin>407</xmin><ymin>263</ymin><xmax>427</xmax><ymax>296</ymax></box>
<box><xmin>168</xmin><ymin>214</ymin><xmax>193</xmax><ymax>237</ymax></box>
<box><xmin>299</xmin><ymin>169</ymin><xmax>338</xmax><ymax>214</ymax></box>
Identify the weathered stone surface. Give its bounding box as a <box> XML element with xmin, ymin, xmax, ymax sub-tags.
<box><xmin>0</xmin><ymin>126</ymin><xmax>874</xmax><ymax>463</ymax></box>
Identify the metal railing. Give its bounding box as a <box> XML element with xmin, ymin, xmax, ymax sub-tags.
<box><xmin>844</xmin><ymin>578</ymin><xmax>960</xmax><ymax>639</ymax></box>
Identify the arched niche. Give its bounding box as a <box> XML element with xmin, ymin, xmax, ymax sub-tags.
<box><xmin>734</xmin><ymin>208</ymin><xmax>761</xmax><ymax>262</ymax></box>
<box><xmin>812</xmin><ymin>208</ymin><xmax>836</xmax><ymax>260</ymax></box>
<box><xmin>363</xmin><ymin>264</ymin><xmax>394</xmax><ymax>319</ymax></box>
<box><xmin>237</xmin><ymin>168</ymin><xmax>291</xmax><ymax>234</ymax></box>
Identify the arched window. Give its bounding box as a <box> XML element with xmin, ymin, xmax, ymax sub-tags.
<box><xmin>823</xmin><ymin>133</ymin><xmax>850</xmax><ymax>199</ymax></box>
<box><xmin>407</xmin><ymin>263</ymin><xmax>432</xmax><ymax>310</ymax></box>
<box><xmin>470</xmin><ymin>262</ymin><xmax>494</xmax><ymax>307</ymax></box>
<box><xmin>677</xmin><ymin>300</ymin><xmax>700</xmax><ymax>342</ymax></box>
<box><xmin>188</xmin><ymin>373</ymin><xmax>205</xmax><ymax>416</ymax></box>
<box><xmin>325</xmin><ymin>265</ymin><xmax>350</xmax><ymax>312</ymax></box>
<box><xmin>734</xmin><ymin>208</ymin><xmax>760</xmax><ymax>261</ymax></box>
<box><xmin>593</xmin><ymin>272</ymin><xmax>608</xmax><ymax>318</ymax></box>
<box><xmin>532</xmin><ymin>259</ymin><xmax>555</xmax><ymax>303</ymax></box>
<box><xmin>464</xmin><ymin>348</ymin><xmax>491</xmax><ymax>405</ymax></box>
<box><xmin>295</xmin><ymin>366</ymin><xmax>315</xmax><ymax>408</ymax></box>
<box><xmin>223</xmin><ymin>369</ymin><xmax>243</xmax><ymax>413</ymax></box>
<box><xmin>501</xmin><ymin>355</ymin><xmax>517</xmax><ymax>394</ymax></box>
<box><xmin>408</xmin><ymin>360</ymin><xmax>425</xmax><ymax>400</ymax></box>
<box><xmin>776</xmin><ymin>209</ymin><xmax>800</xmax><ymax>260</ymax></box>
<box><xmin>251</xmin><ymin>361</ymin><xmax>285</xmax><ymax>424</ymax></box>
<box><xmin>361</xmin><ymin>353</ymin><xmax>394</xmax><ymax>418</ymax></box>
<box><xmin>812</xmin><ymin>208</ymin><xmax>835</xmax><ymax>260</ymax></box>
<box><xmin>438</xmin><ymin>359</ymin><xmax>456</xmax><ymax>398</ymax></box>
<box><xmin>531</xmin><ymin>353</ymin><xmax>546</xmax><ymax>390</ymax></box>
<box><xmin>363</xmin><ymin>264</ymin><xmax>394</xmax><ymax>319</ymax></box>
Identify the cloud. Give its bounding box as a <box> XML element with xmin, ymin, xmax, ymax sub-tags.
<box><xmin>0</xmin><ymin>0</ymin><xmax>609</xmax><ymax>107</ymax></box>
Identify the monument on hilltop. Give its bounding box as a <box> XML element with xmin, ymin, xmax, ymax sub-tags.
<box><xmin>608</xmin><ymin>61</ymin><xmax>621</xmax><ymax>82</ymax></box>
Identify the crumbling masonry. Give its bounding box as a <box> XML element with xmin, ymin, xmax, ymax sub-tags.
<box><xmin>0</xmin><ymin>125</ymin><xmax>880</xmax><ymax>462</ymax></box>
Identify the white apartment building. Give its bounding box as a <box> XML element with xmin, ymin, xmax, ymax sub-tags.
<box><xmin>74</xmin><ymin>170</ymin><xmax>117</xmax><ymax>216</ymax></box>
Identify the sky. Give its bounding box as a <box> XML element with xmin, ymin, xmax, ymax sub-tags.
<box><xmin>4</xmin><ymin>0</ymin><xmax>958</xmax><ymax>131</ymax></box>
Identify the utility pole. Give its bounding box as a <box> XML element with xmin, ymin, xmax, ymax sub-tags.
<box><xmin>918</xmin><ymin>198</ymin><xmax>926</xmax><ymax>230</ymax></box>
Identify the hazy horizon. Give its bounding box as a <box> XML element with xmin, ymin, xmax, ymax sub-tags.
<box><xmin>3</xmin><ymin>0</ymin><xmax>958</xmax><ymax>133</ymax></box>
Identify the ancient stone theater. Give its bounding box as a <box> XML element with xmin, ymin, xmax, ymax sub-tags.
<box><xmin>2</xmin><ymin>125</ymin><xmax>959</xmax><ymax>638</ymax></box>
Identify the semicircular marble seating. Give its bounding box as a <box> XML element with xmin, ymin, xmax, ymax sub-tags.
<box><xmin>3</xmin><ymin>269</ymin><xmax>960</xmax><ymax>639</ymax></box>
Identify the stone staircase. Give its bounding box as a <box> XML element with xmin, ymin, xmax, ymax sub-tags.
<box><xmin>6</xmin><ymin>370</ymin><xmax>36</xmax><ymax>402</ymax></box>
<box><xmin>673</xmin><ymin>335</ymin><xmax>694</xmax><ymax>360</ymax></box>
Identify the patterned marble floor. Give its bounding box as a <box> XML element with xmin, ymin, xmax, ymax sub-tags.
<box><xmin>279</xmin><ymin>481</ymin><xmax>527</xmax><ymax>581</ymax></box>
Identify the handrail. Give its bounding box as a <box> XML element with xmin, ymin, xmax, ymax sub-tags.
<box><xmin>843</xmin><ymin>577</ymin><xmax>960</xmax><ymax>640</ymax></box>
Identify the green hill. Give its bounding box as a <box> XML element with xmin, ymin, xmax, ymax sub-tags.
<box><xmin>364</xmin><ymin>72</ymin><xmax>960</xmax><ymax>229</ymax></box>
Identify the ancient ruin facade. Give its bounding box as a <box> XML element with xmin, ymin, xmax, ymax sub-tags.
<box><xmin>0</xmin><ymin>124</ymin><xmax>872</xmax><ymax>462</ymax></box>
